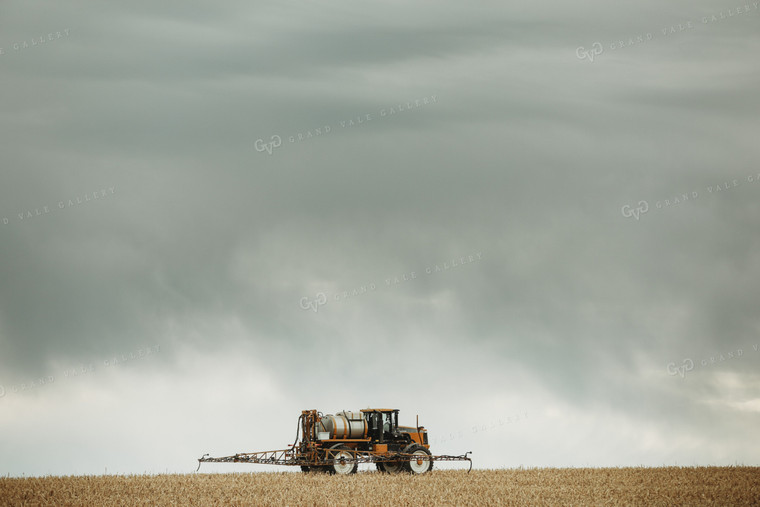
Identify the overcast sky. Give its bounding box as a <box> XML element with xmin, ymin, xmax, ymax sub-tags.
<box><xmin>1</xmin><ymin>0</ymin><xmax>759</xmax><ymax>477</ymax></box>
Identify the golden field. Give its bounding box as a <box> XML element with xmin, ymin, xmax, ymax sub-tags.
<box><xmin>1</xmin><ymin>467</ymin><xmax>759</xmax><ymax>506</ymax></box>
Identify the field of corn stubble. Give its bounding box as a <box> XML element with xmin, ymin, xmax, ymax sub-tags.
<box><xmin>2</xmin><ymin>467</ymin><xmax>759</xmax><ymax>506</ymax></box>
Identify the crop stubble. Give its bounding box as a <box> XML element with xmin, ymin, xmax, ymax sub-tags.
<box><xmin>1</xmin><ymin>467</ymin><xmax>758</xmax><ymax>506</ymax></box>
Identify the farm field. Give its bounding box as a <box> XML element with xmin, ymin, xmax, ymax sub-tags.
<box><xmin>1</xmin><ymin>467</ymin><xmax>759</xmax><ymax>506</ymax></box>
